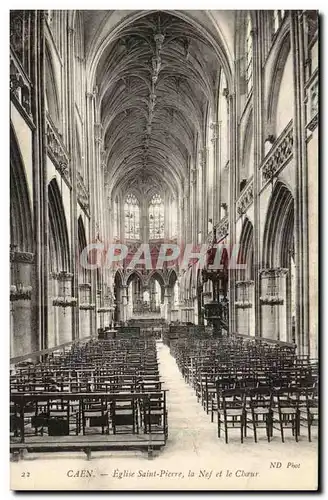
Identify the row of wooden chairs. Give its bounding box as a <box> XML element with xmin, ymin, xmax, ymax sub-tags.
<box><xmin>10</xmin><ymin>336</ymin><xmax>168</xmax><ymax>449</ymax></box>
<box><xmin>214</xmin><ymin>386</ymin><xmax>318</xmax><ymax>443</ymax></box>
<box><xmin>170</xmin><ymin>335</ymin><xmax>318</xmax><ymax>443</ymax></box>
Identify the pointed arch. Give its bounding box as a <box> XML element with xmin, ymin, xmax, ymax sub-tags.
<box><xmin>238</xmin><ymin>217</ymin><xmax>254</xmax><ymax>280</ymax></box>
<box><xmin>78</xmin><ymin>216</ymin><xmax>87</xmax><ymax>251</ymax></box>
<box><xmin>266</xmin><ymin>29</ymin><xmax>291</xmax><ymax>137</ymax></box>
<box><xmin>45</xmin><ymin>41</ymin><xmax>61</xmax><ymax>130</ymax></box>
<box><xmin>10</xmin><ymin>125</ymin><xmax>33</xmax><ymax>253</ymax></box>
<box><xmin>149</xmin><ymin>192</ymin><xmax>164</xmax><ymax>240</ymax></box>
<box><xmin>240</xmin><ymin>110</ymin><xmax>253</xmax><ymax>188</ymax></box>
<box><xmin>78</xmin><ymin>216</ymin><xmax>88</xmax><ymax>281</ymax></box>
<box><xmin>147</xmin><ymin>270</ymin><xmax>166</xmax><ymax>288</ymax></box>
<box><xmin>48</xmin><ymin>178</ymin><xmax>70</xmax><ymax>272</ymax></box>
<box><xmin>262</xmin><ymin>181</ymin><xmax>294</xmax><ymax>268</ymax></box>
<box><xmin>168</xmin><ymin>268</ymin><xmax>178</xmax><ymax>287</ymax></box>
<box><xmin>124</xmin><ymin>192</ymin><xmax>140</xmax><ymax>240</ymax></box>
<box><xmin>126</xmin><ymin>269</ymin><xmax>143</xmax><ymax>287</ymax></box>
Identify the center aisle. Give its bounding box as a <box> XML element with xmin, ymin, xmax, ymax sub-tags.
<box><xmin>156</xmin><ymin>340</ymin><xmax>219</xmax><ymax>457</ymax></box>
<box><xmin>10</xmin><ymin>339</ymin><xmax>318</xmax><ymax>490</ymax></box>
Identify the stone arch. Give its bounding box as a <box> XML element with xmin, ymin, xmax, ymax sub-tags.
<box><xmin>10</xmin><ymin>124</ymin><xmax>35</xmax><ymax>358</ymax></box>
<box><xmin>86</xmin><ymin>10</ymin><xmax>233</xmax><ymax>95</ymax></box>
<box><xmin>147</xmin><ymin>270</ymin><xmax>166</xmax><ymax>288</ymax></box>
<box><xmin>261</xmin><ymin>181</ymin><xmax>295</xmax><ymax>343</ymax></box>
<box><xmin>89</xmin><ymin>10</ymin><xmax>233</xmax><ymax>203</ymax></box>
<box><xmin>266</xmin><ymin>29</ymin><xmax>291</xmax><ymax>138</ymax></box>
<box><xmin>125</xmin><ymin>269</ymin><xmax>144</xmax><ymax>288</ymax></box>
<box><xmin>168</xmin><ymin>268</ymin><xmax>178</xmax><ymax>287</ymax></box>
<box><xmin>48</xmin><ymin>178</ymin><xmax>70</xmax><ymax>273</ymax></box>
<box><xmin>78</xmin><ymin>216</ymin><xmax>88</xmax><ymax>283</ymax></box>
<box><xmin>262</xmin><ymin>181</ymin><xmax>294</xmax><ymax>269</ymax></box>
<box><xmin>10</xmin><ymin>124</ymin><xmax>33</xmax><ymax>253</ymax></box>
<box><xmin>45</xmin><ymin>41</ymin><xmax>61</xmax><ymax>130</ymax></box>
<box><xmin>238</xmin><ymin>217</ymin><xmax>254</xmax><ymax>280</ymax></box>
<box><xmin>240</xmin><ymin>110</ymin><xmax>253</xmax><ymax>189</ymax></box>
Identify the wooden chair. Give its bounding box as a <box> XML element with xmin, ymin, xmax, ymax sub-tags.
<box><xmin>111</xmin><ymin>396</ymin><xmax>138</xmax><ymax>435</ymax></box>
<box><xmin>299</xmin><ymin>386</ymin><xmax>318</xmax><ymax>441</ymax></box>
<box><xmin>217</xmin><ymin>389</ymin><xmax>246</xmax><ymax>444</ymax></box>
<box><xmin>246</xmin><ymin>387</ymin><xmax>273</xmax><ymax>443</ymax></box>
<box><xmin>271</xmin><ymin>388</ymin><xmax>300</xmax><ymax>442</ymax></box>
<box><xmin>81</xmin><ymin>396</ymin><xmax>110</xmax><ymax>435</ymax></box>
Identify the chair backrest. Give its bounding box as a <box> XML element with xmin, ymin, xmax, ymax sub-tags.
<box><xmin>220</xmin><ymin>389</ymin><xmax>246</xmax><ymax>411</ymax></box>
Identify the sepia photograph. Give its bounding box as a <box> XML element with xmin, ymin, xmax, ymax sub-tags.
<box><xmin>9</xmin><ymin>7</ymin><xmax>319</xmax><ymax>491</ymax></box>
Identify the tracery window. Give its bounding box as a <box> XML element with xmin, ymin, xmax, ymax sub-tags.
<box><xmin>246</xmin><ymin>14</ymin><xmax>253</xmax><ymax>95</ymax></box>
<box><xmin>124</xmin><ymin>194</ymin><xmax>140</xmax><ymax>240</ymax></box>
<box><xmin>10</xmin><ymin>11</ymin><xmax>32</xmax><ymax>76</ymax></box>
<box><xmin>149</xmin><ymin>193</ymin><xmax>164</xmax><ymax>239</ymax></box>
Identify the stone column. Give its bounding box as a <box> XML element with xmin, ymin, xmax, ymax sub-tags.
<box><xmin>10</xmin><ymin>251</ymin><xmax>34</xmax><ymax>356</ymax></box>
<box><xmin>121</xmin><ymin>284</ymin><xmax>128</xmax><ymax>323</ymax></box>
<box><xmin>178</xmin><ymin>195</ymin><xmax>183</xmax><ymax>247</ymax></box>
<box><xmin>78</xmin><ymin>283</ymin><xmax>93</xmax><ymax>339</ymax></box>
<box><xmin>183</xmin><ymin>183</ymin><xmax>189</xmax><ymax>244</ymax></box>
<box><xmin>53</xmin><ymin>272</ymin><xmax>75</xmax><ymax>344</ymax></box>
<box><xmin>163</xmin><ymin>285</ymin><xmax>172</xmax><ymax>322</ymax></box>
<box><xmin>210</xmin><ymin>122</ymin><xmax>220</xmax><ymax>224</ymax></box>
<box><xmin>290</xmin><ymin>11</ymin><xmax>309</xmax><ymax>355</ymax></box>
<box><xmin>251</xmin><ymin>19</ymin><xmax>263</xmax><ymax>340</ymax></box>
<box><xmin>86</xmin><ymin>91</ymin><xmax>97</xmax><ymax>337</ymax></box>
<box><xmin>260</xmin><ymin>268</ymin><xmax>288</xmax><ymax>341</ymax></box>
<box><xmin>227</xmin><ymin>91</ymin><xmax>237</xmax><ymax>334</ymax></box>
<box><xmin>191</xmin><ymin>167</ymin><xmax>197</xmax><ymax>245</ymax></box>
<box><xmin>199</xmin><ymin>148</ymin><xmax>208</xmax><ymax>239</ymax></box>
<box><xmin>235</xmin><ymin>280</ymin><xmax>255</xmax><ymax>336</ymax></box>
<box><xmin>67</xmin><ymin>25</ymin><xmax>79</xmax><ymax>341</ymax></box>
<box><xmin>32</xmin><ymin>12</ymin><xmax>47</xmax><ymax>350</ymax></box>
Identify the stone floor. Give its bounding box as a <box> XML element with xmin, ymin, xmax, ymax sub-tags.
<box><xmin>10</xmin><ymin>341</ymin><xmax>318</xmax><ymax>491</ymax></box>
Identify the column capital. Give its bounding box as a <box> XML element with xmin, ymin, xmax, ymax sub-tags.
<box><xmin>100</xmin><ymin>149</ymin><xmax>107</xmax><ymax>168</ymax></box>
<box><xmin>260</xmin><ymin>268</ymin><xmax>288</xmax><ymax>278</ymax></box>
<box><xmin>94</xmin><ymin>123</ymin><xmax>103</xmax><ymax>144</ymax></box>
<box><xmin>199</xmin><ymin>149</ymin><xmax>206</xmax><ymax>167</ymax></box>
<box><xmin>190</xmin><ymin>168</ymin><xmax>197</xmax><ymax>184</ymax></box>
<box><xmin>210</xmin><ymin>121</ymin><xmax>221</xmax><ymax>142</ymax></box>
<box><xmin>86</xmin><ymin>86</ymin><xmax>98</xmax><ymax>99</ymax></box>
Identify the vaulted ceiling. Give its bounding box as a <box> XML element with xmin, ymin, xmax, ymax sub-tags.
<box><xmin>94</xmin><ymin>12</ymin><xmax>224</xmax><ymax>200</ymax></box>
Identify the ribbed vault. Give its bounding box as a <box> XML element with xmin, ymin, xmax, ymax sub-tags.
<box><xmin>95</xmin><ymin>11</ymin><xmax>223</xmax><ymax>200</ymax></box>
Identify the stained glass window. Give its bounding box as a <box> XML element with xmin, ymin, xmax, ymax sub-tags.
<box><xmin>124</xmin><ymin>193</ymin><xmax>140</xmax><ymax>239</ymax></box>
<box><xmin>149</xmin><ymin>193</ymin><xmax>164</xmax><ymax>239</ymax></box>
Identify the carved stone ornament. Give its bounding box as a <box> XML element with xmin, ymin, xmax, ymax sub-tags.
<box><xmin>46</xmin><ymin>118</ymin><xmax>71</xmax><ymax>184</ymax></box>
<box><xmin>51</xmin><ymin>271</ymin><xmax>74</xmax><ymax>281</ymax></box>
<box><xmin>262</xmin><ymin>123</ymin><xmax>293</xmax><ymax>185</ymax></box>
<box><xmin>10</xmin><ymin>251</ymin><xmax>34</xmax><ymax>263</ymax></box>
<box><xmin>77</xmin><ymin>171</ymin><xmax>90</xmax><ymax>213</ymax></box>
<box><xmin>235</xmin><ymin>280</ymin><xmax>254</xmax><ymax>287</ymax></box>
<box><xmin>237</xmin><ymin>179</ymin><xmax>254</xmax><ymax>215</ymax></box>
<box><xmin>206</xmin><ymin>216</ymin><xmax>229</xmax><ymax>245</ymax></box>
<box><xmin>10</xmin><ymin>56</ymin><xmax>32</xmax><ymax>117</ymax></box>
<box><xmin>260</xmin><ymin>268</ymin><xmax>288</xmax><ymax>278</ymax></box>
